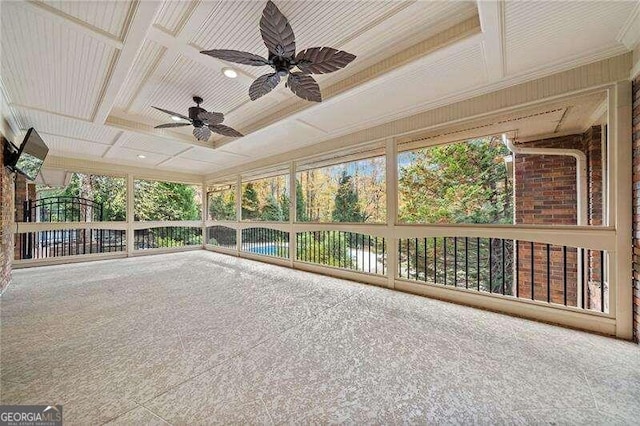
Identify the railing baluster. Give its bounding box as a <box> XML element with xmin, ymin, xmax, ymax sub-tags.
<box><xmin>600</xmin><ymin>250</ymin><xmax>605</xmax><ymax>312</ymax></box>
<box><xmin>454</xmin><ymin>237</ymin><xmax>458</xmax><ymax>287</ymax></box>
<box><xmin>476</xmin><ymin>237</ymin><xmax>480</xmax><ymax>291</ymax></box>
<box><xmin>530</xmin><ymin>241</ymin><xmax>535</xmax><ymax>300</ymax></box>
<box><xmin>563</xmin><ymin>246</ymin><xmax>567</xmax><ymax>306</ymax></box>
<box><xmin>414</xmin><ymin>237</ymin><xmax>418</xmax><ymax>281</ymax></box>
<box><xmin>423</xmin><ymin>237</ymin><xmax>427</xmax><ymax>283</ymax></box>
<box><xmin>546</xmin><ymin>243</ymin><xmax>551</xmax><ymax>303</ymax></box>
<box><xmin>502</xmin><ymin>239</ymin><xmax>506</xmax><ymax>295</ymax></box>
<box><xmin>465</xmin><ymin>237</ymin><xmax>469</xmax><ymax>289</ymax></box>
<box><xmin>516</xmin><ymin>240</ymin><xmax>519</xmax><ymax>298</ymax></box>
<box><xmin>488</xmin><ymin>238</ymin><xmax>493</xmax><ymax>293</ymax></box>
<box><xmin>443</xmin><ymin>237</ymin><xmax>447</xmax><ymax>286</ymax></box>
<box><xmin>434</xmin><ymin>237</ymin><xmax>438</xmax><ymax>284</ymax></box>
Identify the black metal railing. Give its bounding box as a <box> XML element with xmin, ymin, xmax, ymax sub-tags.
<box><xmin>25</xmin><ymin>197</ymin><xmax>104</xmax><ymax>222</ymax></box>
<box><xmin>241</xmin><ymin>228</ymin><xmax>289</xmax><ymax>259</ymax></box>
<box><xmin>398</xmin><ymin>237</ymin><xmax>607</xmax><ymax>313</ymax></box>
<box><xmin>207</xmin><ymin>226</ymin><xmax>236</xmax><ymax>248</ymax></box>
<box><xmin>296</xmin><ymin>231</ymin><xmax>387</xmax><ymax>276</ymax></box>
<box><xmin>134</xmin><ymin>227</ymin><xmax>202</xmax><ymax>250</ymax></box>
<box><xmin>16</xmin><ymin>229</ymin><xmax>125</xmax><ymax>259</ymax></box>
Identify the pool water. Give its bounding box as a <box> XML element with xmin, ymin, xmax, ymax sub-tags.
<box><xmin>249</xmin><ymin>244</ymin><xmax>284</xmax><ymax>256</ymax></box>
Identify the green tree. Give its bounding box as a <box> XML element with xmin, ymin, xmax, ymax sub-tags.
<box><xmin>208</xmin><ymin>193</ymin><xmax>235</xmax><ymax>220</ymax></box>
<box><xmin>242</xmin><ymin>183</ymin><xmax>260</xmax><ymax>219</ymax></box>
<box><xmin>398</xmin><ymin>137</ymin><xmax>512</xmax><ymax>224</ymax></box>
<box><xmin>280</xmin><ymin>192</ymin><xmax>290</xmax><ymax>221</ymax></box>
<box><xmin>134</xmin><ymin>181</ymin><xmax>199</xmax><ymax>221</ymax></box>
<box><xmin>295</xmin><ymin>180</ymin><xmax>307</xmax><ymax>222</ymax></box>
<box><xmin>261</xmin><ymin>194</ymin><xmax>284</xmax><ymax>221</ymax></box>
<box><xmin>332</xmin><ymin>171</ymin><xmax>364</xmax><ymax>223</ymax></box>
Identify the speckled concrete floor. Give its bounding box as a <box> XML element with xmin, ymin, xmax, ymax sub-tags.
<box><xmin>1</xmin><ymin>251</ymin><xmax>639</xmax><ymax>425</ymax></box>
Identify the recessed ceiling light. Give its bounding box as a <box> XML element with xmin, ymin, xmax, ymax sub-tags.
<box><xmin>137</xmin><ymin>154</ymin><xmax>146</xmax><ymax>159</ymax></box>
<box><xmin>222</xmin><ymin>67</ymin><xmax>238</xmax><ymax>79</ymax></box>
<box><xmin>171</xmin><ymin>115</ymin><xmax>182</xmax><ymax>121</ymax></box>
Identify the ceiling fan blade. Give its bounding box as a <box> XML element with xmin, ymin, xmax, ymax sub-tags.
<box><xmin>287</xmin><ymin>72</ymin><xmax>321</xmax><ymax>102</ymax></box>
<box><xmin>209</xmin><ymin>124</ymin><xmax>244</xmax><ymax>138</ymax></box>
<box><xmin>152</xmin><ymin>106</ymin><xmax>190</xmax><ymax>121</ymax></box>
<box><xmin>295</xmin><ymin>47</ymin><xmax>356</xmax><ymax>74</ymax></box>
<box><xmin>155</xmin><ymin>123</ymin><xmax>191</xmax><ymax>129</ymax></box>
<box><xmin>260</xmin><ymin>0</ymin><xmax>295</xmax><ymax>59</ymax></box>
<box><xmin>198</xmin><ymin>111</ymin><xmax>224</xmax><ymax>125</ymax></box>
<box><xmin>200</xmin><ymin>49</ymin><xmax>269</xmax><ymax>66</ymax></box>
<box><xmin>193</xmin><ymin>126</ymin><xmax>212</xmax><ymax>141</ymax></box>
<box><xmin>249</xmin><ymin>73</ymin><xmax>281</xmax><ymax>101</ymax></box>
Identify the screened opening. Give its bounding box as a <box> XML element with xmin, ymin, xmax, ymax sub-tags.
<box><xmin>134</xmin><ymin>179</ymin><xmax>202</xmax><ymax>221</ymax></box>
<box><xmin>207</xmin><ymin>183</ymin><xmax>236</xmax><ymax>221</ymax></box>
<box><xmin>241</xmin><ymin>173</ymin><xmax>290</xmax><ymax>221</ymax></box>
<box><xmin>296</xmin><ymin>150</ymin><xmax>386</xmax><ymax>223</ymax></box>
<box><xmin>398</xmin><ymin>136</ymin><xmax>513</xmax><ymax>225</ymax></box>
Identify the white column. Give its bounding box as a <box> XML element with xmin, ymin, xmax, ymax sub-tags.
<box><xmin>609</xmin><ymin>82</ymin><xmax>633</xmax><ymax>339</ymax></box>
<box><xmin>201</xmin><ymin>181</ymin><xmax>207</xmax><ymax>248</ymax></box>
<box><xmin>126</xmin><ymin>173</ymin><xmax>134</xmax><ymax>256</ymax></box>
<box><xmin>289</xmin><ymin>161</ymin><xmax>296</xmax><ymax>267</ymax></box>
<box><xmin>235</xmin><ymin>174</ymin><xmax>242</xmax><ymax>255</ymax></box>
<box><xmin>385</xmin><ymin>138</ymin><xmax>398</xmax><ymax>289</ymax></box>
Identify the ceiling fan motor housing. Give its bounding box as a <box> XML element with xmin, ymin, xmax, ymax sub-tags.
<box><xmin>189</xmin><ymin>106</ymin><xmax>206</xmax><ymax>127</ymax></box>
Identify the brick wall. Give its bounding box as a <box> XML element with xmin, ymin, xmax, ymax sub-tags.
<box><xmin>514</xmin><ymin>130</ymin><xmax>604</xmax><ymax>309</ymax></box>
<box><xmin>633</xmin><ymin>76</ymin><xmax>640</xmax><ymax>342</ymax></box>
<box><xmin>1</xmin><ymin>135</ymin><xmax>15</xmax><ymax>293</ymax></box>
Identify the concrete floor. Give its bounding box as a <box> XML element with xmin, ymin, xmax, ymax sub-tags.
<box><xmin>1</xmin><ymin>251</ymin><xmax>639</xmax><ymax>425</ymax></box>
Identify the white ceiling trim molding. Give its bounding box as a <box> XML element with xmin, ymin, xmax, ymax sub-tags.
<box><xmin>105</xmin><ymin>115</ymin><xmax>200</xmax><ymax>147</ymax></box>
<box><xmin>102</xmin><ymin>131</ymin><xmax>127</xmax><ymax>159</ymax></box>
<box><xmin>155</xmin><ymin>146</ymin><xmax>193</xmax><ymax>167</ymax></box>
<box><xmin>477</xmin><ymin>0</ymin><xmax>505</xmax><ymax>82</ymax></box>
<box><xmin>44</xmin><ymin>155</ymin><xmax>203</xmax><ymax>184</ymax></box>
<box><xmin>205</xmin><ymin>54</ymin><xmax>630</xmax><ymax>182</ymax></box>
<box><xmin>20</xmin><ymin>0</ymin><xmax>125</xmax><ymax>49</ymax></box>
<box><xmin>616</xmin><ymin>2</ymin><xmax>640</xmax><ymax>50</ymax></box>
<box><xmin>93</xmin><ymin>1</ymin><xmax>163</xmax><ymax>124</ymax></box>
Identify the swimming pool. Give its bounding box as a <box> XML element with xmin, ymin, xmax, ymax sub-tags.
<box><xmin>248</xmin><ymin>244</ymin><xmax>288</xmax><ymax>257</ymax></box>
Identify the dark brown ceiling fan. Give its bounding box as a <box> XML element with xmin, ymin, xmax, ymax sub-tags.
<box><xmin>200</xmin><ymin>1</ymin><xmax>356</xmax><ymax>103</ymax></box>
<box><xmin>152</xmin><ymin>96</ymin><xmax>243</xmax><ymax>142</ymax></box>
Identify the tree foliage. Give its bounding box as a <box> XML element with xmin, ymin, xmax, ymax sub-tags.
<box><xmin>134</xmin><ymin>180</ymin><xmax>200</xmax><ymax>221</ymax></box>
<box><xmin>332</xmin><ymin>171</ymin><xmax>365</xmax><ymax>223</ymax></box>
<box><xmin>398</xmin><ymin>137</ymin><xmax>512</xmax><ymax>224</ymax></box>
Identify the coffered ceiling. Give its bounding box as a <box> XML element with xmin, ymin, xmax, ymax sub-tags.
<box><xmin>1</xmin><ymin>0</ymin><xmax>638</xmax><ymax>179</ymax></box>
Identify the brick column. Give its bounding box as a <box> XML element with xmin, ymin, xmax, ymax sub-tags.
<box><xmin>1</xmin><ymin>136</ymin><xmax>15</xmax><ymax>293</ymax></box>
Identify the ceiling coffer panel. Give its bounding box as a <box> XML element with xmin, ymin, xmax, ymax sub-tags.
<box><xmin>138</xmin><ymin>56</ymin><xmax>248</xmax><ymax>123</ymax></box>
<box><xmin>191</xmin><ymin>1</ymin><xmax>408</xmax><ymax>77</ymax></box>
<box><xmin>38</xmin><ymin>0</ymin><xmax>135</xmax><ymax>39</ymax></box>
<box><xmin>154</xmin><ymin>0</ymin><xmax>196</xmax><ymax>35</ymax></box>
<box><xmin>1</xmin><ymin>2</ymin><xmax>118</xmax><ymax>121</ymax></box>
<box><xmin>114</xmin><ymin>40</ymin><xmax>166</xmax><ymax>110</ymax></box>
<box><xmin>13</xmin><ymin>107</ymin><xmax>120</xmax><ymax>144</ymax></box>
<box><xmin>300</xmin><ymin>43</ymin><xmax>487</xmax><ymax>134</ymax></box>
<box><xmin>45</xmin><ymin>135</ymin><xmax>110</xmax><ymax>158</ymax></box>
<box><xmin>504</xmin><ymin>1</ymin><xmax>634</xmax><ymax>75</ymax></box>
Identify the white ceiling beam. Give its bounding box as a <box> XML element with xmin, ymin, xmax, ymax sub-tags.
<box><xmin>21</xmin><ymin>0</ymin><xmax>124</xmax><ymax>49</ymax></box>
<box><xmin>93</xmin><ymin>1</ymin><xmax>163</xmax><ymax>124</ymax></box>
<box><xmin>477</xmin><ymin>0</ymin><xmax>505</xmax><ymax>82</ymax></box>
